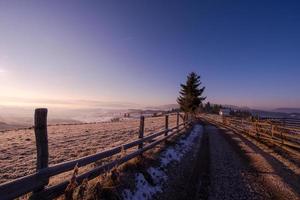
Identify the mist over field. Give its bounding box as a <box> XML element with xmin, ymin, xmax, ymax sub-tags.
<box><xmin>1</xmin><ymin>102</ymin><xmax>299</xmax><ymax>132</ymax></box>
<box><xmin>0</xmin><ymin>101</ymin><xmax>181</xmax><ymax>131</ymax></box>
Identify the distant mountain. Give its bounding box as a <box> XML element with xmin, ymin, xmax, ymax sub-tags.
<box><xmin>215</xmin><ymin>104</ymin><xmax>300</xmax><ymax>119</ymax></box>
<box><xmin>219</xmin><ymin>104</ymin><xmax>250</xmax><ymax>110</ymax></box>
<box><xmin>0</xmin><ymin>121</ymin><xmax>26</xmax><ymax>131</ymax></box>
<box><xmin>274</xmin><ymin>108</ymin><xmax>300</xmax><ymax>114</ymax></box>
<box><xmin>144</xmin><ymin>104</ymin><xmax>179</xmax><ymax>111</ymax></box>
<box><xmin>48</xmin><ymin>118</ymin><xmax>82</xmax><ymax>125</ymax></box>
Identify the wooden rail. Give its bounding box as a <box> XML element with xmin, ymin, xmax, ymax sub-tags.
<box><xmin>0</xmin><ymin>110</ymin><xmax>192</xmax><ymax>200</ymax></box>
<box><xmin>261</xmin><ymin>117</ymin><xmax>300</xmax><ymax>129</ymax></box>
<box><xmin>201</xmin><ymin>114</ymin><xmax>300</xmax><ymax>156</ymax></box>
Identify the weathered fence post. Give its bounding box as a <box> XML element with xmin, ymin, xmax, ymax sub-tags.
<box><xmin>270</xmin><ymin>123</ymin><xmax>275</xmax><ymax>145</ymax></box>
<box><xmin>176</xmin><ymin>112</ymin><xmax>179</xmax><ymax>128</ymax></box>
<box><xmin>165</xmin><ymin>115</ymin><xmax>169</xmax><ymax>136</ymax></box>
<box><xmin>255</xmin><ymin>121</ymin><xmax>259</xmax><ymax>138</ymax></box>
<box><xmin>34</xmin><ymin>108</ymin><xmax>49</xmax><ymax>191</ymax></box>
<box><xmin>138</xmin><ymin>116</ymin><xmax>145</xmax><ymax>149</ymax></box>
<box><xmin>280</xmin><ymin>128</ymin><xmax>284</xmax><ymax>146</ymax></box>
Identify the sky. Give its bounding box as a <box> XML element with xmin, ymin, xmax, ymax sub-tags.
<box><xmin>0</xmin><ymin>0</ymin><xmax>299</xmax><ymax>110</ymax></box>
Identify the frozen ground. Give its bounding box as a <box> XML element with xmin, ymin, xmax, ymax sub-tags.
<box><xmin>122</xmin><ymin>125</ymin><xmax>203</xmax><ymax>200</ymax></box>
<box><xmin>0</xmin><ymin>115</ymin><xmax>180</xmax><ymax>184</ymax></box>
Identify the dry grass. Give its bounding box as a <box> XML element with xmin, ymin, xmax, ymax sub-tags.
<box><xmin>0</xmin><ymin>115</ymin><xmax>180</xmax><ymax>185</ymax></box>
<box><xmin>57</xmin><ymin>126</ymin><xmax>188</xmax><ymax>200</ymax></box>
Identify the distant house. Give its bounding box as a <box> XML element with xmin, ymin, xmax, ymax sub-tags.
<box><xmin>219</xmin><ymin>108</ymin><xmax>231</xmax><ymax>116</ymax></box>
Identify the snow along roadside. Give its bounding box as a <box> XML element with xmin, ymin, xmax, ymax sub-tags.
<box><xmin>122</xmin><ymin>124</ymin><xmax>204</xmax><ymax>200</ymax></box>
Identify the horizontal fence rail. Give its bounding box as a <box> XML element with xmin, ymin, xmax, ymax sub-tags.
<box><xmin>264</xmin><ymin>118</ymin><xmax>300</xmax><ymax>129</ymax></box>
<box><xmin>0</xmin><ymin>109</ymin><xmax>192</xmax><ymax>200</ymax></box>
<box><xmin>201</xmin><ymin>114</ymin><xmax>300</xmax><ymax>156</ymax></box>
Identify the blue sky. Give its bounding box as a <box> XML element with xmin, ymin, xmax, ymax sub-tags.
<box><xmin>0</xmin><ymin>0</ymin><xmax>299</xmax><ymax>109</ymax></box>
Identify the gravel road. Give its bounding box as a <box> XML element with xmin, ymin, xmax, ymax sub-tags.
<box><xmin>159</xmin><ymin>122</ymin><xmax>299</xmax><ymax>200</ymax></box>
<box><xmin>206</xmin><ymin>124</ymin><xmax>299</xmax><ymax>200</ymax></box>
<box><xmin>207</xmin><ymin>125</ymin><xmax>266</xmax><ymax>200</ymax></box>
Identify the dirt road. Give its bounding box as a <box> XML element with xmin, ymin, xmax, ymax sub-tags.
<box><xmin>159</xmin><ymin>122</ymin><xmax>300</xmax><ymax>200</ymax></box>
<box><xmin>207</xmin><ymin>125</ymin><xmax>264</xmax><ymax>199</ymax></box>
<box><xmin>205</xmin><ymin>124</ymin><xmax>300</xmax><ymax>200</ymax></box>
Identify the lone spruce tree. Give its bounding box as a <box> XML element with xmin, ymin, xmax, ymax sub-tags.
<box><xmin>177</xmin><ymin>72</ymin><xmax>206</xmax><ymax>115</ymax></box>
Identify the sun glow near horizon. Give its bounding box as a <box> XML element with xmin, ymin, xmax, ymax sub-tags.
<box><xmin>0</xmin><ymin>1</ymin><xmax>299</xmax><ymax>110</ymax></box>
<box><xmin>0</xmin><ymin>95</ymin><xmax>148</xmax><ymax>110</ymax></box>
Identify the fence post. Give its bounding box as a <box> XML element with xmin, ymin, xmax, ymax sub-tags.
<box><xmin>255</xmin><ymin>121</ymin><xmax>259</xmax><ymax>138</ymax></box>
<box><xmin>138</xmin><ymin>116</ymin><xmax>145</xmax><ymax>149</ymax></box>
<box><xmin>281</xmin><ymin>119</ymin><xmax>285</xmax><ymax>145</ymax></box>
<box><xmin>176</xmin><ymin>112</ymin><xmax>179</xmax><ymax>128</ymax></box>
<box><xmin>165</xmin><ymin>115</ymin><xmax>169</xmax><ymax>136</ymax></box>
<box><xmin>34</xmin><ymin>108</ymin><xmax>49</xmax><ymax>191</ymax></box>
<box><xmin>271</xmin><ymin>123</ymin><xmax>274</xmax><ymax>138</ymax></box>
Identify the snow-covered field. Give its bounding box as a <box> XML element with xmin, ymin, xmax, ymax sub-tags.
<box><xmin>0</xmin><ymin>115</ymin><xmax>180</xmax><ymax>184</ymax></box>
<box><xmin>122</xmin><ymin>124</ymin><xmax>203</xmax><ymax>200</ymax></box>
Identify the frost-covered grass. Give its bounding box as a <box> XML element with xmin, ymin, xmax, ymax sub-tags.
<box><xmin>122</xmin><ymin>124</ymin><xmax>203</xmax><ymax>200</ymax></box>
<box><xmin>0</xmin><ymin>115</ymin><xmax>179</xmax><ymax>184</ymax></box>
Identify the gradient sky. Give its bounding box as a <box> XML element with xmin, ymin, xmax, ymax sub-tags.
<box><xmin>0</xmin><ymin>0</ymin><xmax>299</xmax><ymax>109</ymax></box>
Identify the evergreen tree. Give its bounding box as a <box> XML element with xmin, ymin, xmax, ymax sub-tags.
<box><xmin>204</xmin><ymin>102</ymin><xmax>211</xmax><ymax>113</ymax></box>
<box><xmin>212</xmin><ymin>104</ymin><xmax>221</xmax><ymax>114</ymax></box>
<box><xmin>177</xmin><ymin>72</ymin><xmax>206</xmax><ymax>114</ymax></box>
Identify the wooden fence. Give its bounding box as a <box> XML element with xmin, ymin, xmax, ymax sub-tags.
<box><xmin>260</xmin><ymin>117</ymin><xmax>300</xmax><ymax>129</ymax></box>
<box><xmin>0</xmin><ymin>109</ymin><xmax>192</xmax><ymax>200</ymax></box>
<box><xmin>201</xmin><ymin>114</ymin><xmax>300</xmax><ymax>156</ymax></box>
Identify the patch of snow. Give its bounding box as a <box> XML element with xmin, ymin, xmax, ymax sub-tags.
<box><xmin>123</xmin><ymin>173</ymin><xmax>163</xmax><ymax>200</ymax></box>
<box><xmin>160</xmin><ymin>124</ymin><xmax>203</xmax><ymax>167</ymax></box>
<box><xmin>122</xmin><ymin>124</ymin><xmax>203</xmax><ymax>200</ymax></box>
<box><xmin>160</xmin><ymin>148</ymin><xmax>181</xmax><ymax>166</ymax></box>
<box><xmin>147</xmin><ymin>167</ymin><xmax>167</xmax><ymax>184</ymax></box>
